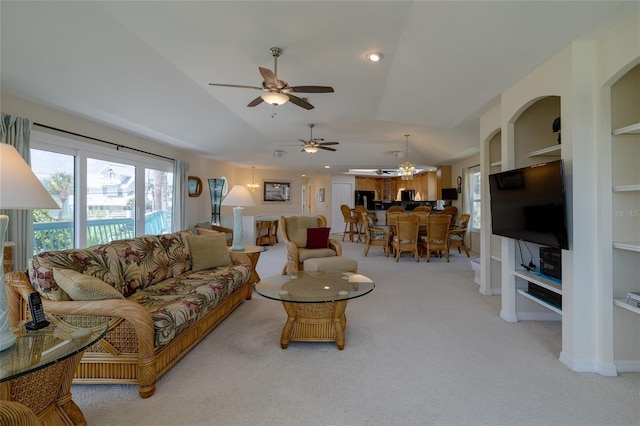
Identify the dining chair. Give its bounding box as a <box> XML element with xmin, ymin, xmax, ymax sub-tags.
<box><xmin>354</xmin><ymin>205</ymin><xmax>371</xmax><ymax>242</ymax></box>
<box><xmin>448</xmin><ymin>213</ymin><xmax>470</xmax><ymax>257</ymax></box>
<box><xmin>385</xmin><ymin>205</ymin><xmax>405</xmax><ymax>226</ymax></box>
<box><xmin>410</xmin><ymin>211</ymin><xmax>430</xmax><ymax>240</ymax></box>
<box><xmin>359</xmin><ymin>211</ymin><xmax>389</xmax><ymax>257</ymax></box>
<box><xmin>392</xmin><ymin>214</ymin><xmax>420</xmax><ymax>262</ymax></box>
<box><xmin>413</xmin><ymin>205</ymin><xmax>432</xmax><ymax>213</ymax></box>
<box><xmin>423</xmin><ymin>214</ymin><xmax>451</xmax><ymax>262</ymax></box>
<box><xmin>440</xmin><ymin>206</ymin><xmax>458</xmax><ymax>229</ymax></box>
<box><xmin>340</xmin><ymin>204</ymin><xmax>359</xmax><ymax>242</ymax></box>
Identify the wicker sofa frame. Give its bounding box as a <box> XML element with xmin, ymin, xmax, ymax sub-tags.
<box><xmin>5</xmin><ymin>250</ymin><xmax>252</xmax><ymax>399</ymax></box>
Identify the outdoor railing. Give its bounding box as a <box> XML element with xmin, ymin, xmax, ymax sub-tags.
<box><xmin>33</xmin><ymin>211</ymin><xmax>171</xmax><ymax>254</ymax></box>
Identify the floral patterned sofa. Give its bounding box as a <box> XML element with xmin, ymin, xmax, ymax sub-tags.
<box><xmin>5</xmin><ymin>230</ymin><xmax>252</xmax><ymax>398</ymax></box>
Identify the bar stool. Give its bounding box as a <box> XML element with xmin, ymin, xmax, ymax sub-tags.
<box><xmin>256</xmin><ymin>221</ymin><xmax>273</xmax><ymax>246</ymax></box>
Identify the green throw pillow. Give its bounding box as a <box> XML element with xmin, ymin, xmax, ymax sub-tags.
<box><xmin>187</xmin><ymin>233</ymin><xmax>231</xmax><ymax>272</ymax></box>
<box><xmin>53</xmin><ymin>268</ymin><xmax>124</xmax><ymax>300</ymax></box>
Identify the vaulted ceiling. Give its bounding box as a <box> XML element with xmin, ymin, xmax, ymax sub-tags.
<box><xmin>0</xmin><ymin>1</ymin><xmax>630</xmax><ymax>175</ymax></box>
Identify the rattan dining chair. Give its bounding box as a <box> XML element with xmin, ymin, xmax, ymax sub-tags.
<box><xmin>448</xmin><ymin>213</ymin><xmax>470</xmax><ymax>257</ymax></box>
<box><xmin>340</xmin><ymin>204</ymin><xmax>359</xmax><ymax>242</ymax></box>
<box><xmin>392</xmin><ymin>214</ymin><xmax>420</xmax><ymax>262</ymax></box>
<box><xmin>413</xmin><ymin>205</ymin><xmax>432</xmax><ymax>213</ymax></box>
<box><xmin>354</xmin><ymin>205</ymin><xmax>371</xmax><ymax>243</ymax></box>
<box><xmin>359</xmin><ymin>211</ymin><xmax>389</xmax><ymax>257</ymax></box>
<box><xmin>423</xmin><ymin>214</ymin><xmax>451</xmax><ymax>262</ymax></box>
<box><xmin>410</xmin><ymin>211</ymin><xmax>430</xmax><ymax>240</ymax></box>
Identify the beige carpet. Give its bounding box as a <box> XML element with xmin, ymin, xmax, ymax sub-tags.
<box><xmin>73</xmin><ymin>236</ymin><xmax>640</xmax><ymax>425</ymax></box>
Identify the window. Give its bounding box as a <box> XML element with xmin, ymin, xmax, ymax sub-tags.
<box><xmin>30</xmin><ymin>130</ymin><xmax>173</xmax><ymax>253</ymax></box>
<box><xmin>470</xmin><ymin>167</ymin><xmax>481</xmax><ymax>230</ymax></box>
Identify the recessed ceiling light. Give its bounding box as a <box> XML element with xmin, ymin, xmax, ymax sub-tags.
<box><xmin>365</xmin><ymin>52</ymin><xmax>383</xmax><ymax>62</ymax></box>
<box><xmin>324</xmin><ymin>165</ymin><xmax>331</xmax><ymax>169</ymax></box>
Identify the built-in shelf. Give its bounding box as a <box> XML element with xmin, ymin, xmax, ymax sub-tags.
<box><xmin>613</xmin><ymin>185</ymin><xmax>640</xmax><ymax>192</ymax></box>
<box><xmin>613</xmin><ymin>242</ymin><xmax>640</xmax><ymax>252</ymax></box>
<box><xmin>612</xmin><ymin>122</ymin><xmax>640</xmax><ymax>135</ymax></box>
<box><xmin>490</xmin><ymin>160</ymin><xmax>502</xmax><ymax>167</ymax></box>
<box><xmin>614</xmin><ymin>299</ymin><xmax>640</xmax><ymax>315</ymax></box>
<box><xmin>514</xmin><ymin>269</ymin><xmax>562</xmax><ymax>295</ymax></box>
<box><xmin>517</xmin><ymin>289</ymin><xmax>562</xmax><ymax>315</ymax></box>
<box><xmin>527</xmin><ymin>145</ymin><xmax>562</xmax><ymax>158</ymax></box>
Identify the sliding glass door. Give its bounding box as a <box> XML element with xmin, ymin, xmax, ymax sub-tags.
<box><xmin>30</xmin><ymin>130</ymin><xmax>173</xmax><ymax>253</ymax></box>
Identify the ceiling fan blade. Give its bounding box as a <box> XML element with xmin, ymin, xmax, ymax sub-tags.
<box><xmin>209</xmin><ymin>83</ymin><xmax>263</xmax><ymax>90</ymax></box>
<box><xmin>289</xmin><ymin>86</ymin><xmax>335</xmax><ymax>93</ymax></box>
<box><xmin>259</xmin><ymin>67</ymin><xmax>278</xmax><ymax>87</ymax></box>
<box><xmin>318</xmin><ymin>146</ymin><xmax>337</xmax><ymax>152</ymax></box>
<box><xmin>247</xmin><ymin>96</ymin><xmax>264</xmax><ymax>107</ymax></box>
<box><xmin>318</xmin><ymin>142</ymin><xmax>339</xmax><ymax>146</ymax></box>
<box><xmin>287</xmin><ymin>94</ymin><xmax>314</xmax><ymax>110</ymax></box>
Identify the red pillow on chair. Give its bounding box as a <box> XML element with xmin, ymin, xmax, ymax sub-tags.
<box><xmin>306</xmin><ymin>227</ymin><xmax>331</xmax><ymax>249</ymax></box>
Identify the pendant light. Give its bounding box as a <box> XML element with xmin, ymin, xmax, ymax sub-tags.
<box><xmin>398</xmin><ymin>134</ymin><xmax>415</xmax><ymax>180</ymax></box>
<box><xmin>247</xmin><ymin>166</ymin><xmax>260</xmax><ymax>192</ymax></box>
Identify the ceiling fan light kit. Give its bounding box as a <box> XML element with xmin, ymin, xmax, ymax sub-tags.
<box><xmin>261</xmin><ymin>91</ymin><xmax>288</xmax><ymax>106</ymax></box>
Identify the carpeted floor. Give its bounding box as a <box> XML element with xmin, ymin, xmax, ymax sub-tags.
<box><xmin>73</xmin><ymin>235</ymin><xmax>640</xmax><ymax>425</ymax></box>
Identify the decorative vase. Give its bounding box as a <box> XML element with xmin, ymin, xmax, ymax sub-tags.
<box><xmin>208</xmin><ymin>178</ymin><xmax>226</xmax><ymax>225</ymax></box>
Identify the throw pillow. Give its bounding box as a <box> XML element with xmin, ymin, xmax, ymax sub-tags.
<box><xmin>306</xmin><ymin>227</ymin><xmax>331</xmax><ymax>249</ymax></box>
<box><xmin>53</xmin><ymin>268</ymin><xmax>124</xmax><ymax>300</ymax></box>
<box><xmin>186</xmin><ymin>232</ymin><xmax>231</xmax><ymax>272</ymax></box>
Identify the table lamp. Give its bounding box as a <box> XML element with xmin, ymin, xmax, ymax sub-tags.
<box><xmin>0</xmin><ymin>144</ymin><xmax>59</xmax><ymax>351</ymax></box>
<box><xmin>221</xmin><ymin>185</ymin><xmax>255</xmax><ymax>251</ymax></box>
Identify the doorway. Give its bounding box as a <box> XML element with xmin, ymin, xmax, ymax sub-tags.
<box><xmin>331</xmin><ymin>182</ymin><xmax>354</xmax><ymax>234</ymax></box>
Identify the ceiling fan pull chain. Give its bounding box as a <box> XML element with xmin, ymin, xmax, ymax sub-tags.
<box><xmin>271</xmin><ymin>105</ymin><xmax>277</xmax><ymax>118</ymax></box>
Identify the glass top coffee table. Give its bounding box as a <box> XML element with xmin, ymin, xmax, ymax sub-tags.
<box><xmin>1</xmin><ymin>316</ymin><xmax>108</xmax><ymax>425</ymax></box>
<box><xmin>254</xmin><ymin>271</ymin><xmax>374</xmax><ymax>349</ymax></box>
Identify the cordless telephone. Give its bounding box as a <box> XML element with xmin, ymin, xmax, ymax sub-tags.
<box><xmin>25</xmin><ymin>292</ymin><xmax>50</xmax><ymax>330</ymax></box>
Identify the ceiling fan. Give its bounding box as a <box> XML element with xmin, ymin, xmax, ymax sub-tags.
<box><xmin>208</xmin><ymin>47</ymin><xmax>334</xmax><ymax>111</ymax></box>
<box><xmin>375</xmin><ymin>169</ymin><xmax>394</xmax><ymax>175</ymax></box>
<box><xmin>286</xmin><ymin>124</ymin><xmax>339</xmax><ymax>153</ymax></box>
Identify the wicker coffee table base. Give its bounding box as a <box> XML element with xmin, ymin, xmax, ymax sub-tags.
<box><xmin>280</xmin><ymin>300</ymin><xmax>348</xmax><ymax>349</ymax></box>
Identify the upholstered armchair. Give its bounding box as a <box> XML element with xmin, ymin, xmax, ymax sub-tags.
<box><xmin>279</xmin><ymin>215</ymin><xmax>342</xmax><ymax>274</ymax></box>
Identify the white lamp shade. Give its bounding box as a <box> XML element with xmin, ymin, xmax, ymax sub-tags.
<box><xmin>260</xmin><ymin>92</ymin><xmax>289</xmax><ymax>106</ymax></box>
<box><xmin>303</xmin><ymin>146</ymin><xmax>319</xmax><ymax>153</ymax></box>
<box><xmin>221</xmin><ymin>185</ymin><xmax>256</xmax><ymax>207</ymax></box>
<box><xmin>0</xmin><ymin>144</ymin><xmax>58</xmax><ymax>209</ymax></box>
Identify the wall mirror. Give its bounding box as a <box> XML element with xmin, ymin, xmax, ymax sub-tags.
<box><xmin>188</xmin><ymin>176</ymin><xmax>203</xmax><ymax>197</ymax></box>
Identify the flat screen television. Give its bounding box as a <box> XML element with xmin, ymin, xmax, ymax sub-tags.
<box><xmin>441</xmin><ymin>188</ymin><xmax>458</xmax><ymax>200</ymax></box>
<box><xmin>488</xmin><ymin>160</ymin><xmax>569</xmax><ymax>250</ymax></box>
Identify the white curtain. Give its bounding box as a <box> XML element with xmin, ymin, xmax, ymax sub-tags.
<box><xmin>0</xmin><ymin>113</ymin><xmax>34</xmax><ymax>270</ymax></box>
<box><xmin>172</xmin><ymin>159</ymin><xmax>189</xmax><ymax>231</ymax></box>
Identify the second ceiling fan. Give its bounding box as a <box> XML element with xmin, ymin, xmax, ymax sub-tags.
<box><xmin>209</xmin><ymin>47</ymin><xmax>334</xmax><ymax>110</ymax></box>
<box><xmin>289</xmin><ymin>124</ymin><xmax>339</xmax><ymax>153</ymax></box>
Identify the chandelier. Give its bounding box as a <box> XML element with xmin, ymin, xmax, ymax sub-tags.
<box><xmin>398</xmin><ymin>134</ymin><xmax>415</xmax><ymax>180</ymax></box>
<box><xmin>246</xmin><ymin>166</ymin><xmax>260</xmax><ymax>192</ymax></box>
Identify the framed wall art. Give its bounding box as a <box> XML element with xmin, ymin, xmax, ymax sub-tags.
<box><xmin>263</xmin><ymin>181</ymin><xmax>291</xmax><ymax>203</ymax></box>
